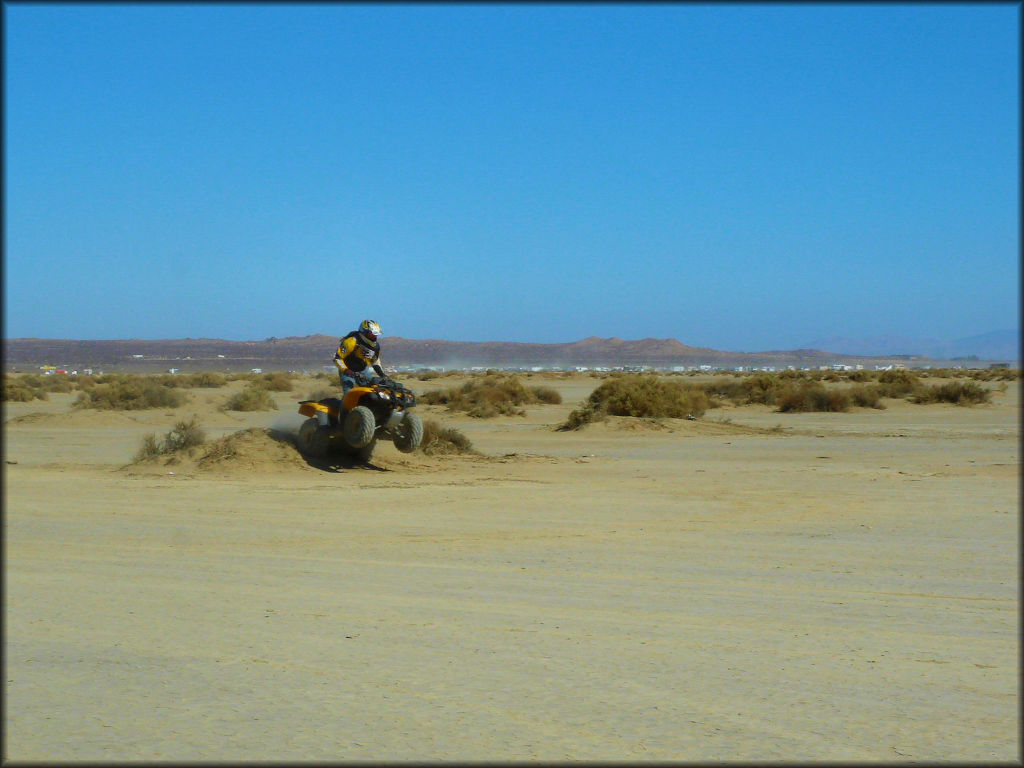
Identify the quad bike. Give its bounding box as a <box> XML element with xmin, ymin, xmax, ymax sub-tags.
<box><xmin>296</xmin><ymin>371</ymin><xmax>423</xmax><ymax>461</ymax></box>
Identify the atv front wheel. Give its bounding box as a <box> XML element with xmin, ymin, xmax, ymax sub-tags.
<box><xmin>356</xmin><ymin>437</ymin><xmax>377</xmax><ymax>463</ymax></box>
<box><xmin>393</xmin><ymin>412</ymin><xmax>423</xmax><ymax>453</ymax></box>
<box><xmin>344</xmin><ymin>405</ymin><xmax>376</xmax><ymax>449</ymax></box>
<box><xmin>297</xmin><ymin>417</ymin><xmax>329</xmax><ymax>457</ymax></box>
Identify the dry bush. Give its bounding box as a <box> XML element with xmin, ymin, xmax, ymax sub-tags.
<box><xmin>414</xmin><ymin>370</ymin><xmax>457</xmax><ymax>381</ymax></box>
<box><xmin>304</xmin><ymin>386</ymin><xmax>338</xmax><ymax>402</ymax></box>
<box><xmin>73</xmin><ymin>379</ymin><xmax>187</xmax><ymax>410</ymax></box>
<box><xmin>848</xmin><ymin>384</ymin><xmax>886</xmax><ymax>409</ymax></box>
<box><xmin>560</xmin><ymin>403</ymin><xmax>602</xmax><ymax>430</ymax></box>
<box><xmin>182</xmin><ymin>372</ymin><xmax>228</xmax><ymax>388</ymax></box>
<box><xmin>960</xmin><ymin>368</ymin><xmax>1019</xmax><ymax>382</ymax></box>
<box><xmin>258</xmin><ymin>372</ymin><xmax>296</xmax><ymax>392</ymax></box>
<box><xmin>133</xmin><ymin>416</ymin><xmax>207</xmax><ymax>461</ymax></box>
<box><xmin>47</xmin><ymin>376</ymin><xmax>76</xmax><ymax>393</ymax></box>
<box><xmin>845</xmin><ymin>369</ymin><xmax>875</xmax><ymax>382</ymax></box>
<box><xmin>560</xmin><ymin>374</ymin><xmax>709</xmax><ymax>429</ymax></box>
<box><xmin>12</xmin><ymin>372</ymin><xmax>78</xmax><ymax>394</ymax></box>
<box><xmin>420</xmin><ymin>418</ymin><xmax>476</xmax><ymax>455</ymax></box>
<box><xmin>3</xmin><ymin>376</ymin><xmax>49</xmax><ymax>402</ymax></box>
<box><xmin>164</xmin><ymin>416</ymin><xmax>207</xmax><ymax>451</ymax></box>
<box><xmin>529</xmin><ymin>385</ymin><xmax>562</xmax><ymax>404</ymax></box>
<box><xmin>911</xmin><ymin>381</ymin><xmax>992</xmax><ymax>406</ymax></box>
<box><xmin>774</xmin><ymin>381</ymin><xmax>850</xmax><ymax>412</ymax></box>
<box><xmin>421</xmin><ymin>374</ymin><xmax>559</xmax><ymax>418</ymax></box>
<box><xmin>224</xmin><ymin>385</ymin><xmax>277</xmax><ymax>411</ymax></box>
<box><xmin>875</xmin><ymin>369</ymin><xmax>922</xmax><ymax>398</ymax></box>
<box><xmin>697</xmin><ymin>374</ymin><xmax>778</xmax><ymax>406</ymax></box>
<box><xmin>776</xmin><ymin>369</ymin><xmax>805</xmax><ymax>379</ymax></box>
<box><xmin>134</xmin><ymin>434</ymin><xmax>163</xmax><ymax>461</ymax></box>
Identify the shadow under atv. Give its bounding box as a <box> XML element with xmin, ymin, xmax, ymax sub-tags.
<box><xmin>298</xmin><ymin>450</ymin><xmax>389</xmax><ymax>473</ymax></box>
<box><xmin>268</xmin><ymin>427</ymin><xmax>390</xmax><ymax>473</ymax></box>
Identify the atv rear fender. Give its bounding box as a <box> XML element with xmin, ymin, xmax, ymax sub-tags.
<box><xmin>298</xmin><ymin>399</ymin><xmax>341</xmax><ymax>426</ymax></box>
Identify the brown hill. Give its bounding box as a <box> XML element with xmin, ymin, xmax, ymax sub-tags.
<box><xmin>3</xmin><ymin>334</ymin><xmax>941</xmax><ymax>372</ymax></box>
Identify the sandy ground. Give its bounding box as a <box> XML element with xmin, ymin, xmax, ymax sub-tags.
<box><xmin>3</xmin><ymin>374</ymin><xmax>1019</xmax><ymax>761</ymax></box>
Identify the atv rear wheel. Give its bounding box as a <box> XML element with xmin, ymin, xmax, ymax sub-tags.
<box><xmin>393</xmin><ymin>412</ymin><xmax>423</xmax><ymax>453</ymax></box>
<box><xmin>344</xmin><ymin>405</ymin><xmax>376</xmax><ymax>449</ymax></box>
<box><xmin>297</xmin><ymin>417</ymin><xmax>329</xmax><ymax>457</ymax></box>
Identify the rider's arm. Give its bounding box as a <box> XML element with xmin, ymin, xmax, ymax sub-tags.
<box><xmin>372</xmin><ymin>362</ymin><xmax>385</xmax><ymax>377</ymax></box>
<box><xmin>335</xmin><ymin>337</ymin><xmax>356</xmax><ymax>371</ymax></box>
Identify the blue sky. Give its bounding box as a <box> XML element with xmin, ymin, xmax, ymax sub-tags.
<box><xmin>4</xmin><ymin>3</ymin><xmax>1019</xmax><ymax>351</ymax></box>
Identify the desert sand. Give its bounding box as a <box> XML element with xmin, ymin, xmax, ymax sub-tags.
<box><xmin>3</xmin><ymin>373</ymin><xmax>1019</xmax><ymax>761</ymax></box>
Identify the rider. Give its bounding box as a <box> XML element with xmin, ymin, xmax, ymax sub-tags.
<box><xmin>335</xmin><ymin>319</ymin><xmax>385</xmax><ymax>394</ymax></box>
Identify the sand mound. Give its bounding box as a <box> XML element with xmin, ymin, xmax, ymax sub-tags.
<box><xmin>605</xmin><ymin>416</ymin><xmax>677</xmax><ymax>432</ymax></box>
<box><xmin>194</xmin><ymin>428</ymin><xmax>312</xmax><ymax>473</ymax></box>
<box><xmin>124</xmin><ymin>427</ymin><xmax>313</xmax><ymax>475</ymax></box>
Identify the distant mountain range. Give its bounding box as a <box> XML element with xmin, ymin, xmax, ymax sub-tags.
<box><xmin>801</xmin><ymin>329</ymin><xmax>1019</xmax><ymax>361</ymax></box>
<box><xmin>4</xmin><ymin>331</ymin><xmax>1018</xmax><ymax>372</ymax></box>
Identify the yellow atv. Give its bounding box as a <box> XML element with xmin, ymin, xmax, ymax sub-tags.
<box><xmin>296</xmin><ymin>373</ymin><xmax>423</xmax><ymax>461</ymax></box>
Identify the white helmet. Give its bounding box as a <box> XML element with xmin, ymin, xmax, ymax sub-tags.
<box><xmin>359</xmin><ymin>319</ymin><xmax>381</xmax><ymax>340</ymax></box>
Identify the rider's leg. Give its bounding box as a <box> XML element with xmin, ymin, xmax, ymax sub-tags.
<box><xmin>340</xmin><ymin>373</ymin><xmax>356</xmax><ymax>395</ymax></box>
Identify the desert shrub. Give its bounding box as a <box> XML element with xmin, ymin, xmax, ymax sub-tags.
<box><xmin>911</xmin><ymin>381</ymin><xmax>992</xmax><ymax>406</ymax></box>
<box><xmin>421</xmin><ymin>374</ymin><xmax>557</xmax><ymax>418</ymax></box>
<box><xmin>3</xmin><ymin>376</ymin><xmax>49</xmax><ymax>402</ymax></box>
<box><xmin>134</xmin><ymin>433</ymin><xmax>163</xmax><ymax>461</ymax></box>
<box><xmin>415</xmin><ymin>370</ymin><xmax>451</xmax><ymax>381</ymax></box>
<box><xmin>304</xmin><ymin>387</ymin><xmax>337</xmax><ymax>402</ymax></box>
<box><xmin>702</xmin><ymin>374</ymin><xmax>779</xmax><ymax>406</ymax></box>
<box><xmin>559</xmin><ymin>402</ymin><xmax>602</xmax><ymax>430</ymax></box>
<box><xmin>73</xmin><ymin>380</ymin><xmax>187</xmax><ymax>410</ymax></box>
<box><xmin>224</xmin><ymin>384</ymin><xmax>277</xmax><ymax>411</ymax></box>
<box><xmin>13</xmin><ymin>373</ymin><xmax>78</xmax><ymax>394</ymax></box>
<box><xmin>559</xmin><ymin>374</ymin><xmax>709</xmax><ymax>429</ymax></box>
<box><xmin>848</xmin><ymin>384</ymin><xmax>886</xmax><ymax>409</ymax></box>
<box><xmin>529</xmin><ymin>385</ymin><xmax>562</xmax><ymax>404</ymax></box>
<box><xmin>148</xmin><ymin>374</ymin><xmax>182</xmax><ymax>388</ymax></box>
<box><xmin>134</xmin><ymin>416</ymin><xmax>207</xmax><ymax>461</ymax></box>
<box><xmin>164</xmin><ymin>416</ymin><xmax>207</xmax><ymax>451</ymax></box>
<box><xmin>774</xmin><ymin>381</ymin><xmax>850</xmax><ymax>413</ymax></box>
<box><xmin>83</xmin><ymin>373</ymin><xmax>120</xmax><ymax>387</ymax></box>
<box><xmin>183</xmin><ymin>372</ymin><xmax>227</xmax><ymax>388</ymax></box>
<box><xmin>960</xmin><ymin>368</ymin><xmax>1020</xmax><ymax>382</ymax></box>
<box><xmin>420</xmin><ymin>418</ymin><xmax>476</xmax><ymax>455</ymax></box>
<box><xmin>258</xmin><ymin>372</ymin><xmax>296</xmax><ymax>392</ymax></box>
<box><xmin>776</xmin><ymin>369</ymin><xmax>804</xmax><ymax>379</ymax></box>
<box><xmin>845</xmin><ymin>369</ymin><xmax>874</xmax><ymax>382</ymax></box>
<box><xmin>875</xmin><ymin>369</ymin><xmax>922</xmax><ymax>398</ymax></box>
<box><xmin>39</xmin><ymin>375</ymin><xmax>75</xmax><ymax>393</ymax></box>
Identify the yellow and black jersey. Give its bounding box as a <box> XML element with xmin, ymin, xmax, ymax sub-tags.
<box><xmin>334</xmin><ymin>329</ymin><xmax>382</xmax><ymax>375</ymax></box>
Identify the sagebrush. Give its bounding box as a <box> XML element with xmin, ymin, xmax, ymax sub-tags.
<box><xmin>422</xmin><ymin>374</ymin><xmax>562</xmax><ymax>418</ymax></box>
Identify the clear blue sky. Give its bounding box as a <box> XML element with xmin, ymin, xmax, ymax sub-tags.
<box><xmin>4</xmin><ymin>3</ymin><xmax>1019</xmax><ymax>351</ymax></box>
